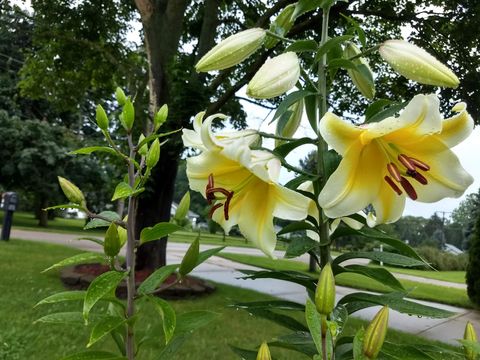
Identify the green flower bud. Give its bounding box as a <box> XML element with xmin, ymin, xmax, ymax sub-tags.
<box><xmin>314</xmin><ymin>263</ymin><xmax>335</xmax><ymax>315</ymax></box>
<box><xmin>464</xmin><ymin>321</ymin><xmax>478</xmax><ymax>360</ymax></box>
<box><xmin>95</xmin><ymin>104</ymin><xmax>109</xmax><ymax>131</ymax></box>
<box><xmin>264</xmin><ymin>4</ymin><xmax>296</xmax><ymax>49</ymax></box>
<box><xmin>138</xmin><ymin>134</ymin><xmax>148</xmax><ymax>156</ymax></box>
<box><xmin>196</xmin><ymin>28</ymin><xmax>266</xmax><ymax>72</ymax></box>
<box><xmin>121</xmin><ymin>99</ymin><xmax>135</xmax><ymax>131</ymax></box>
<box><xmin>154</xmin><ymin>104</ymin><xmax>168</xmax><ymax>131</ymax></box>
<box><xmin>104</xmin><ymin>222</ymin><xmax>121</xmax><ymax>257</ymax></box>
<box><xmin>174</xmin><ymin>192</ymin><xmax>190</xmax><ymax>221</ymax></box>
<box><xmin>115</xmin><ymin>87</ymin><xmax>127</xmax><ymax>106</ymax></box>
<box><xmin>275</xmin><ymin>98</ymin><xmax>303</xmax><ymax>147</ymax></box>
<box><xmin>146</xmin><ymin>138</ymin><xmax>160</xmax><ymax>169</ymax></box>
<box><xmin>363</xmin><ymin>306</ymin><xmax>389</xmax><ymax>359</ymax></box>
<box><xmin>256</xmin><ymin>342</ymin><xmax>272</xmax><ymax>360</ymax></box>
<box><xmin>344</xmin><ymin>42</ymin><xmax>375</xmax><ymax>99</ymax></box>
<box><xmin>247</xmin><ymin>52</ymin><xmax>300</xmax><ymax>99</ymax></box>
<box><xmin>379</xmin><ymin>40</ymin><xmax>459</xmax><ymax>88</ymax></box>
<box><xmin>118</xmin><ymin>224</ymin><xmax>127</xmax><ymax>248</ymax></box>
<box><xmin>58</xmin><ymin>177</ymin><xmax>86</xmax><ymax>206</ymax></box>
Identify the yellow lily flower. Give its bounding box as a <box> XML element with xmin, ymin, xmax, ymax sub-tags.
<box><xmin>182</xmin><ymin>112</ymin><xmax>309</xmax><ymax>257</ymax></box>
<box><xmin>319</xmin><ymin>94</ymin><xmax>474</xmax><ymax>224</ymax></box>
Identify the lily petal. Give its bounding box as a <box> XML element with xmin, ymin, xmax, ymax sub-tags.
<box><xmin>320</xmin><ymin>112</ymin><xmax>362</xmax><ymax>155</ymax></box>
<box><xmin>372</xmin><ymin>182</ymin><xmax>405</xmax><ymax>224</ymax></box>
<box><xmin>436</xmin><ymin>102</ymin><xmax>474</xmax><ymax>147</ymax></box>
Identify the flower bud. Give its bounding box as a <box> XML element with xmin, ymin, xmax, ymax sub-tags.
<box><xmin>464</xmin><ymin>321</ymin><xmax>478</xmax><ymax>360</ymax></box>
<box><xmin>58</xmin><ymin>177</ymin><xmax>86</xmax><ymax>206</ymax></box>
<box><xmin>115</xmin><ymin>87</ymin><xmax>127</xmax><ymax>106</ymax></box>
<box><xmin>154</xmin><ymin>104</ymin><xmax>168</xmax><ymax>131</ymax></box>
<box><xmin>196</xmin><ymin>28</ymin><xmax>266</xmax><ymax>72</ymax></box>
<box><xmin>314</xmin><ymin>263</ymin><xmax>335</xmax><ymax>315</ymax></box>
<box><xmin>146</xmin><ymin>138</ymin><xmax>160</xmax><ymax>169</ymax></box>
<box><xmin>379</xmin><ymin>40</ymin><xmax>459</xmax><ymax>88</ymax></box>
<box><xmin>264</xmin><ymin>4</ymin><xmax>296</xmax><ymax>49</ymax></box>
<box><xmin>247</xmin><ymin>52</ymin><xmax>300</xmax><ymax>99</ymax></box>
<box><xmin>174</xmin><ymin>192</ymin><xmax>190</xmax><ymax>221</ymax></box>
<box><xmin>138</xmin><ymin>134</ymin><xmax>148</xmax><ymax>156</ymax></box>
<box><xmin>104</xmin><ymin>222</ymin><xmax>121</xmax><ymax>257</ymax></box>
<box><xmin>275</xmin><ymin>98</ymin><xmax>303</xmax><ymax>147</ymax></box>
<box><xmin>256</xmin><ymin>342</ymin><xmax>272</xmax><ymax>360</ymax></box>
<box><xmin>363</xmin><ymin>306</ymin><xmax>389</xmax><ymax>360</ymax></box>
<box><xmin>95</xmin><ymin>104</ymin><xmax>109</xmax><ymax>131</ymax></box>
<box><xmin>121</xmin><ymin>99</ymin><xmax>135</xmax><ymax>131</ymax></box>
<box><xmin>344</xmin><ymin>42</ymin><xmax>375</xmax><ymax>99</ymax></box>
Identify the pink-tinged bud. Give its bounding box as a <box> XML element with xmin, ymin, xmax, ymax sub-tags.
<box><xmin>344</xmin><ymin>42</ymin><xmax>375</xmax><ymax>99</ymax></box>
<box><xmin>314</xmin><ymin>263</ymin><xmax>335</xmax><ymax>315</ymax></box>
<box><xmin>379</xmin><ymin>40</ymin><xmax>459</xmax><ymax>88</ymax></box>
<box><xmin>363</xmin><ymin>306</ymin><xmax>389</xmax><ymax>359</ymax></box>
<box><xmin>464</xmin><ymin>321</ymin><xmax>478</xmax><ymax>360</ymax></box>
<box><xmin>196</xmin><ymin>28</ymin><xmax>266</xmax><ymax>72</ymax></box>
<box><xmin>58</xmin><ymin>177</ymin><xmax>86</xmax><ymax>206</ymax></box>
<box><xmin>247</xmin><ymin>52</ymin><xmax>300</xmax><ymax>99</ymax></box>
<box><xmin>256</xmin><ymin>342</ymin><xmax>272</xmax><ymax>360</ymax></box>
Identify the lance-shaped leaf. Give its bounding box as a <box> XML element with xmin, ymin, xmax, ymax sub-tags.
<box><xmin>60</xmin><ymin>351</ymin><xmax>126</xmax><ymax>360</ymax></box>
<box><xmin>179</xmin><ymin>236</ymin><xmax>200</xmax><ymax>277</ymax></box>
<box><xmin>140</xmin><ymin>222</ymin><xmax>183</xmax><ymax>244</ymax></box>
<box><xmin>333</xmin><ymin>251</ymin><xmax>425</xmax><ymax>268</ymax></box>
<box><xmin>335</xmin><ymin>264</ymin><xmax>405</xmax><ymax>292</ymax></box>
<box><xmin>42</xmin><ymin>253</ymin><xmax>106</xmax><ymax>273</ymax></box>
<box><xmin>69</xmin><ymin>146</ymin><xmax>117</xmax><ymax>156</ymax></box>
<box><xmin>104</xmin><ymin>223</ymin><xmax>121</xmax><ymax>257</ymax></box>
<box><xmin>35</xmin><ymin>290</ymin><xmax>86</xmax><ymax>307</ymax></box>
<box><xmin>111</xmin><ymin>182</ymin><xmax>132</xmax><ymax>201</ymax></box>
<box><xmin>87</xmin><ymin>316</ymin><xmax>126</xmax><ymax>348</ymax></box>
<box><xmin>149</xmin><ymin>296</ymin><xmax>176</xmax><ymax>344</ymax></box>
<box><xmin>137</xmin><ymin>264</ymin><xmax>179</xmax><ymax>295</ymax></box>
<box><xmin>305</xmin><ymin>299</ymin><xmax>323</xmax><ymax>355</ymax></box>
<box><xmin>84</xmin><ymin>211</ymin><xmax>120</xmax><ymax>230</ymax></box>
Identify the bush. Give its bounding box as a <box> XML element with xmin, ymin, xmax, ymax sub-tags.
<box><xmin>466</xmin><ymin>213</ymin><xmax>480</xmax><ymax>305</ymax></box>
<box><xmin>416</xmin><ymin>246</ymin><xmax>468</xmax><ymax>271</ymax></box>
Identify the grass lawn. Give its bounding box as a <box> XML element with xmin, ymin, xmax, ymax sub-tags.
<box><xmin>0</xmin><ymin>239</ymin><xmax>462</xmax><ymax>359</ymax></box>
<box><xmin>380</xmin><ymin>266</ymin><xmax>466</xmax><ymax>284</ymax></box>
<box><xmin>218</xmin><ymin>252</ymin><xmax>473</xmax><ymax>309</ymax></box>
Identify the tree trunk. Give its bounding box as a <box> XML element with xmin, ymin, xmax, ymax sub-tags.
<box><xmin>37</xmin><ymin>197</ymin><xmax>49</xmax><ymax>227</ymax></box>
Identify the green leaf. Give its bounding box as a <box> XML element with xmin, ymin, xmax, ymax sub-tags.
<box><xmin>137</xmin><ymin>264</ymin><xmax>178</xmax><ymax>295</ymax></box>
<box><xmin>304</xmin><ymin>91</ymin><xmax>317</xmax><ymax>132</ymax></box>
<box><xmin>240</xmin><ymin>270</ymin><xmax>316</xmax><ymax>291</ymax></box>
<box><xmin>341</xmin><ymin>14</ymin><xmax>366</xmax><ymax>47</ymax></box>
<box><xmin>292</xmin><ymin>0</ymin><xmax>322</xmax><ymax>19</ymax></box>
<box><xmin>228</xmin><ymin>345</ymin><xmax>258</xmax><ymax>360</ymax></box>
<box><xmin>35</xmin><ymin>290</ymin><xmax>86</xmax><ymax>307</ymax></box>
<box><xmin>269</xmin><ymin>331</ymin><xmax>317</xmax><ymax>357</ymax></box>
<box><xmin>43</xmin><ymin>203</ymin><xmax>84</xmax><ymax>211</ymax></box>
<box><xmin>104</xmin><ymin>223</ymin><xmax>121</xmax><ymax>257</ymax></box>
<box><xmin>87</xmin><ymin>316</ymin><xmax>126</xmax><ymax>348</ymax></box>
<box><xmin>42</xmin><ymin>253</ymin><xmax>105</xmax><ymax>273</ymax></box>
<box><xmin>305</xmin><ymin>299</ymin><xmax>323</xmax><ymax>355</ymax></box>
<box><xmin>60</xmin><ymin>350</ymin><xmax>126</xmax><ymax>360</ymax></box>
<box><xmin>84</xmin><ymin>211</ymin><xmax>120</xmax><ymax>230</ymax></box>
<box><xmin>69</xmin><ymin>146</ymin><xmax>117</xmax><ymax>156</ymax></box>
<box><xmin>459</xmin><ymin>339</ymin><xmax>480</xmax><ymax>355</ymax></box>
<box><xmin>272</xmin><ymin>90</ymin><xmax>315</xmax><ymax>122</ymax></box>
<box><xmin>365</xmin><ymin>99</ymin><xmax>394</xmax><ymax>122</ymax></box>
<box><xmin>314</xmin><ymin>35</ymin><xmax>353</xmax><ymax>63</ymax></box>
<box><xmin>273</xmin><ymin>137</ymin><xmax>316</xmax><ymax>158</ymax></box>
<box><xmin>197</xmin><ymin>246</ymin><xmax>225</xmax><ymax>266</ymax></box>
<box><xmin>365</xmin><ymin>101</ymin><xmax>408</xmax><ymax>124</ymax></box>
<box><xmin>381</xmin><ymin>342</ymin><xmax>440</xmax><ymax>360</ymax></box>
<box><xmin>285</xmin><ymin>237</ymin><xmax>318</xmax><ymax>258</ymax></box>
<box><xmin>149</xmin><ymin>296</ymin><xmax>176</xmax><ymax>344</ymax></box>
<box><xmin>339</xmin><ymin>292</ymin><xmax>454</xmax><ymax>318</ymax></box>
<box><xmin>277</xmin><ymin>221</ymin><xmax>317</xmax><ymax>236</ymax></box>
<box><xmin>285</xmin><ymin>40</ymin><xmax>318</xmax><ymax>52</ymax></box>
<box><xmin>328</xmin><ymin>58</ymin><xmax>357</xmax><ymax>70</ymax></box>
<box><xmin>339</xmin><ymin>264</ymin><xmax>405</xmax><ymax>291</ymax></box>
<box><xmin>353</xmin><ymin>327</ymin><xmax>367</xmax><ymax>360</ymax></box>
<box><xmin>156</xmin><ymin>335</ymin><xmax>187</xmax><ymax>360</ymax></box>
<box><xmin>233</xmin><ymin>300</ymin><xmax>305</xmax><ymax>312</ymax></box>
<box><xmin>333</xmin><ymin>251</ymin><xmax>425</xmax><ymax>268</ymax></box>
<box><xmin>174</xmin><ymin>191</ymin><xmax>190</xmax><ymax>221</ymax></box>
<box><xmin>35</xmin><ymin>312</ymin><xmax>84</xmax><ymax>325</ymax></box>
<box><xmin>76</xmin><ymin>237</ymin><xmax>104</xmax><ymax>246</ymax></box>
<box><xmin>136</xmin><ymin>129</ymin><xmax>181</xmax><ymax>150</ymax></box>
<box><xmin>179</xmin><ymin>236</ymin><xmax>200</xmax><ymax>276</ymax></box>
<box><xmin>247</xmin><ymin>308</ymin><xmax>308</xmax><ymax>331</ymax></box>
<box><xmin>140</xmin><ymin>222</ymin><xmax>183</xmax><ymax>244</ymax></box>
<box><xmin>175</xmin><ymin>311</ymin><xmax>219</xmax><ymax>335</ymax></box>
<box><xmin>83</xmin><ymin>271</ymin><xmax>126</xmax><ymax>322</ymax></box>
<box><xmin>111</xmin><ymin>182</ymin><xmax>132</xmax><ymax>201</ymax></box>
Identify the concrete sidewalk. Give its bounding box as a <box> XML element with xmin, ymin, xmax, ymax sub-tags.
<box><xmin>6</xmin><ymin>228</ymin><xmax>478</xmax><ymax>344</ymax></box>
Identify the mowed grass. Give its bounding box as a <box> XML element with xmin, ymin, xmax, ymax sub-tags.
<box><xmin>217</xmin><ymin>253</ymin><xmax>473</xmax><ymax>309</ymax></box>
<box><xmin>380</xmin><ymin>266</ymin><xmax>466</xmax><ymax>284</ymax></box>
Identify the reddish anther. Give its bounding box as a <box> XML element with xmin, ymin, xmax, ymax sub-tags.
<box><xmin>384</xmin><ymin>176</ymin><xmax>402</xmax><ymax>196</ymax></box>
<box><xmin>206</xmin><ymin>173</ymin><xmax>215</xmax><ymax>204</ymax></box>
<box><xmin>208</xmin><ymin>203</ymin><xmax>223</xmax><ymax>218</ymax></box>
<box><xmin>398</xmin><ymin>154</ymin><xmax>416</xmax><ymax>172</ymax></box>
<box><xmin>410</xmin><ymin>171</ymin><xmax>428</xmax><ymax>185</ymax></box>
<box><xmin>223</xmin><ymin>191</ymin><xmax>234</xmax><ymax>220</ymax></box>
<box><xmin>400</xmin><ymin>176</ymin><xmax>418</xmax><ymax>200</ymax></box>
<box><xmin>387</xmin><ymin>163</ymin><xmax>402</xmax><ymax>182</ymax></box>
<box><xmin>408</xmin><ymin>157</ymin><xmax>430</xmax><ymax>171</ymax></box>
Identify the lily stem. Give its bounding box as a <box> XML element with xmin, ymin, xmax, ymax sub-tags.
<box><xmin>316</xmin><ymin>6</ymin><xmax>332</xmax><ymax>270</ymax></box>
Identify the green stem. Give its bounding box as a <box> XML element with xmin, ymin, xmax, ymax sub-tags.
<box><xmin>316</xmin><ymin>7</ymin><xmax>332</xmax><ymax>269</ymax></box>
<box><xmin>265</xmin><ymin>30</ymin><xmax>295</xmax><ymax>43</ymax></box>
<box><xmin>347</xmin><ymin>44</ymin><xmax>380</xmax><ymax>61</ymax></box>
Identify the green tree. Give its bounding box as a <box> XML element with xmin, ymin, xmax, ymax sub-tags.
<box><xmin>466</xmin><ymin>209</ymin><xmax>480</xmax><ymax>306</ymax></box>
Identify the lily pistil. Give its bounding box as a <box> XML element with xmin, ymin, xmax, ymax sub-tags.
<box><xmin>205</xmin><ymin>173</ymin><xmax>234</xmax><ymax>220</ymax></box>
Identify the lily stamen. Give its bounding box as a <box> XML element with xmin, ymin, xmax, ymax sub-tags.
<box><xmin>400</xmin><ymin>176</ymin><xmax>418</xmax><ymax>200</ymax></box>
<box><xmin>408</xmin><ymin>170</ymin><xmax>428</xmax><ymax>185</ymax></box>
<box><xmin>408</xmin><ymin>157</ymin><xmax>430</xmax><ymax>171</ymax></box>
<box><xmin>387</xmin><ymin>163</ymin><xmax>402</xmax><ymax>182</ymax></box>
<box><xmin>208</xmin><ymin>203</ymin><xmax>223</xmax><ymax>218</ymax></box>
<box><xmin>205</xmin><ymin>173</ymin><xmax>234</xmax><ymax>220</ymax></box>
<box><xmin>398</xmin><ymin>154</ymin><xmax>416</xmax><ymax>172</ymax></box>
<box><xmin>384</xmin><ymin>176</ymin><xmax>402</xmax><ymax>195</ymax></box>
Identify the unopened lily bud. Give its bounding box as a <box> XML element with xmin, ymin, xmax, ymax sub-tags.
<box><xmin>344</xmin><ymin>42</ymin><xmax>375</xmax><ymax>99</ymax></box>
<box><xmin>121</xmin><ymin>99</ymin><xmax>135</xmax><ymax>131</ymax></box>
<box><xmin>264</xmin><ymin>4</ymin><xmax>296</xmax><ymax>49</ymax></box>
<box><xmin>379</xmin><ymin>40</ymin><xmax>459</xmax><ymax>88</ymax></box>
<box><xmin>363</xmin><ymin>306</ymin><xmax>389</xmax><ymax>359</ymax></box>
<box><xmin>275</xmin><ymin>98</ymin><xmax>303</xmax><ymax>147</ymax></box>
<box><xmin>247</xmin><ymin>52</ymin><xmax>300</xmax><ymax>99</ymax></box>
<box><xmin>58</xmin><ymin>177</ymin><xmax>86</xmax><ymax>206</ymax></box>
<box><xmin>314</xmin><ymin>263</ymin><xmax>335</xmax><ymax>315</ymax></box>
<box><xmin>95</xmin><ymin>104</ymin><xmax>109</xmax><ymax>131</ymax></box>
<box><xmin>104</xmin><ymin>222</ymin><xmax>121</xmax><ymax>257</ymax></box>
<box><xmin>196</xmin><ymin>28</ymin><xmax>266</xmax><ymax>72</ymax></box>
<box><xmin>138</xmin><ymin>134</ymin><xmax>148</xmax><ymax>156</ymax></box>
<box><xmin>115</xmin><ymin>87</ymin><xmax>127</xmax><ymax>106</ymax></box>
<box><xmin>146</xmin><ymin>138</ymin><xmax>160</xmax><ymax>169</ymax></box>
<box><xmin>464</xmin><ymin>321</ymin><xmax>478</xmax><ymax>360</ymax></box>
<box><xmin>256</xmin><ymin>342</ymin><xmax>272</xmax><ymax>360</ymax></box>
<box><xmin>174</xmin><ymin>192</ymin><xmax>190</xmax><ymax>221</ymax></box>
<box><xmin>154</xmin><ymin>104</ymin><xmax>168</xmax><ymax>131</ymax></box>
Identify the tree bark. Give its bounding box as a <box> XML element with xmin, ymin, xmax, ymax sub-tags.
<box><xmin>37</xmin><ymin>197</ymin><xmax>49</xmax><ymax>227</ymax></box>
